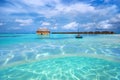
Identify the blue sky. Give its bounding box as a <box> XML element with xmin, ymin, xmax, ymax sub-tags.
<box><xmin>0</xmin><ymin>0</ymin><xmax>120</xmax><ymax>33</ymax></box>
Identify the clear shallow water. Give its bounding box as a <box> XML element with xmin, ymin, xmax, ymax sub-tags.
<box><xmin>0</xmin><ymin>34</ymin><xmax>120</xmax><ymax>80</ymax></box>
<box><xmin>0</xmin><ymin>57</ymin><xmax>120</xmax><ymax>80</ymax></box>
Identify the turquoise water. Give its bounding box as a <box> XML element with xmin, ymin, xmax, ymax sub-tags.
<box><xmin>0</xmin><ymin>34</ymin><xmax>120</xmax><ymax>80</ymax></box>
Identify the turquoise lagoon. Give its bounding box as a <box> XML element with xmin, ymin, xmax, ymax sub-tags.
<box><xmin>0</xmin><ymin>34</ymin><xmax>120</xmax><ymax>80</ymax></box>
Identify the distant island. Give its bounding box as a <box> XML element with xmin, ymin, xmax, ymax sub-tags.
<box><xmin>52</xmin><ymin>31</ymin><xmax>115</xmax><ymax>34</ymax></box>
<box><xmin>36</xmin><ymin>28</ymin><xmax>115</xmax><ymax>35</ymax></box>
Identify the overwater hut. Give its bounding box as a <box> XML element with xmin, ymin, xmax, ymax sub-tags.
<box><xmin>36</xmin><ymin>28</ymin><xmax>50</xmax><ymax>35</ymax></box>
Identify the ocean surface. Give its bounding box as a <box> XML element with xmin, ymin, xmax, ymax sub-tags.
<box><xmin>0</xmin><ymin>34</ymin><xmax>120</xmax><ymax>80</ymax></box>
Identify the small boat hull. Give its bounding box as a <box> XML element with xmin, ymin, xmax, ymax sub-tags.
<box><xmin>75</xmin><ymin>36</ymin><xmax>83</xmax><ymax>38</ymax></box>
<box><xmin>75</xmin><ymin>35</ymin><xmax>83</xmax><ymax>38</ymax></box>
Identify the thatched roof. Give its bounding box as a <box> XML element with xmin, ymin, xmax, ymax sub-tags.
<box><xmin>37</xmin><ymin>28</ymin><xmax>50</xmax><ymax>31</ymax></box>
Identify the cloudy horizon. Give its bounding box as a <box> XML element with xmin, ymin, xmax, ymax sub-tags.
<box><xmin>0</xmin><ymin>0</ymin><xmax>120</xmax><ymax>33</ymax></box>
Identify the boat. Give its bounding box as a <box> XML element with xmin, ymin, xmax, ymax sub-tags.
<box><xmin>75</xmin><ymin>26</ymin><xmax>83</xmax><ymax>38</ymax></box>
<box><xmin>75</xmin><ymin>34</ymin><xmax>83</xmax><ymax>38</ymax></box>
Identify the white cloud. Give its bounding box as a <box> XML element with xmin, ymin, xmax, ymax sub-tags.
<box><xmin>0</xmin><ymin>22</ymin><xmax>4</xmax><ymax>26</ymax></box>
<box><xmin>96</xmin><ymin>14</ymin><xmax>120</xmax><ymax>29</ymax></box>
<box><xmin>36</xmin><ymin>2</ymin><xmax>117</xmax><ymax>18</ymax></box>
<box><xmin>22</xmin><ymin>0</ymin><xmax>60</xmax><ymax>7</ymax></box>
<box><xmin>0</xmin><ymin>0</ymin><xmax>118</xmax><ymax>19</ymax></box>
<box><xmin>79</xmin><ymin>23</ymin><xmax>95</xmax><ymax>30</ymax></box>
<box><xmin>0</xmin><ymin>2</ymin><xmax>27</xmax><ymax>14</ymax></box>
<box><xmin>96</xmin><ymin>5</ymin><xmax>117</xmax><ymax>16</ymax></box>
<box><xmin>37</xmin><ymin>3</ymin><xmax>96</xmax><ymax>18</ymax></box>
<box><xmin>52</xmin><ymin>26</ymin><xmax>57</xmax><ymax>30</ymax></box>
<box><xmin>56</xmin><ymin>3</ymin><xmax>95</xmax><ymax>14</ymax></box>
<box><xmin>15</xmin><ymin>19</ymin><xmax>33</xmax><ymax>26</ymax></box>
<box><xmin>104</xmin><ymin>0</ymin><xmax>110</xmax><ymax>3</ymax></box>
<box><xmin>79</xmin><ymin>21</ymin><xmax>112</xmax><ymax>30</ymax></box>
<box><xmin>108</xmin><ymin>14</ymin><xmax>120</xmax><ymax>28</ymax></box>
<box><xmin>41</xmin><ymin>22</ymin><xmax>51</xmax><ymax>26</ymax></box>
<box><xmin>50</xmin><ymin>23</ymin><xmax>58</xmax><ymax>30</ymax></box>
<box><xmin>51</xmin><ymin>25</ymin><xmax>57</xmax><ymax>30</ymax></box>
<box><xmin>0</xmin><ymin>0</ymin><xmax>119</xmax><ymax>31</ymax></box>
<box><xmin>79</xmin><ymin>14</ymin><xmax>120</xmax><ymax>30</ymax></box>
<box><xmin>11</xmin><ymin>27</ymin><xmax>21</xmax><ymax>30</ymax></box>
<box><xmin>63</xmin><ymin>22</ymin><xmax>79</xmax><ymax>30</ymax></box>
<box><xmin>46</xmin><ymin>4</ymin><xmax>117</xmax><ymax>20</ymax></box>
<box><xmin>98</xmin><ymin>21</ymin><xmax>112</xmax><ymax>29</ymax></box>
<box><xmin>109</xmin><ymin>14</ymin><xmax>120</xmax><ymax>23</ymax></box>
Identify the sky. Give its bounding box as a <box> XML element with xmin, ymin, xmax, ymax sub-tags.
<box><xmin>0</xmin><ymin>0</ymin><xmax>120</xmax><ymax>33</ymax></box>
